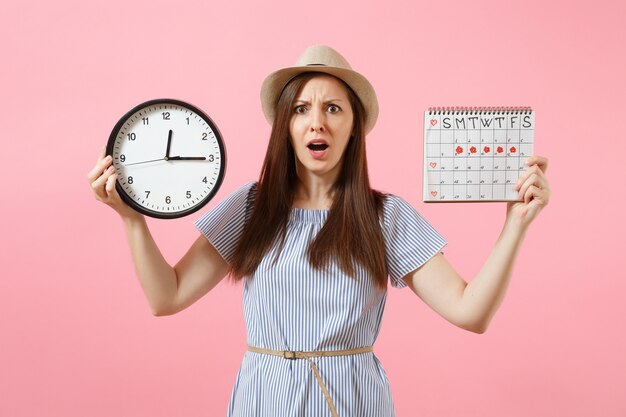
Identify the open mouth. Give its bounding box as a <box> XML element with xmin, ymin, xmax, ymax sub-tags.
<box><xmin>307</xmin><ymin>143</ymin><xmax>329</xmax><ymax>151</ymax></box>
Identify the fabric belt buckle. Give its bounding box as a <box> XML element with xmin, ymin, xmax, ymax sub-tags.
<box><xmin>283</xmin><ymin>350</ymin><xmax>298</xmax><ymax>360</ymax></box>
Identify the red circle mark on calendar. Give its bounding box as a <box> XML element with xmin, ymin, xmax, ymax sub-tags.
<box><xmin>484</xmin><ymin>146</ymin><xmax>490</xmax><ymax>153</ymax></box>
<box><xmin>456</xmin><ymin>146</ymin><xmax>463</xmax><ymax>154</ymax></box>
<box><xmin>510</xmin><ymin>146</ymin><xmax>517</xmax><ymax>153</ymax></box>
<box><xmin>430</xmin><ymin>119</ymin><xmax>437</xmax><ymax>126</ymax></box>
<box><xmin>470</xmin><ymin>146</ymin><xmax>477</xmax><ymax>154</ymax></box>
<box><xmin>497</xmin><ymin>146</ymin><xmax>504</xmax><ymax>153</ymax></box>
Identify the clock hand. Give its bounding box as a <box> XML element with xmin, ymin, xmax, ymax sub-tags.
<box><xmin>168</xmin><ymin>156</ymin><xmax>207</xmax><ymax>161</ymax></box>
<box><xmin>124</xmin><ymin>157</ymin><xmax>166</xmax><ymax>166</ymax></box>
<box><xmin>165</xmin><ymin>130</ymin><xmax>173</xmax><ymax>159</ymax></box>
<box><xmin>124</xmin><ymin>156</ymin><xmax>207</xmax><ymax>166</ymax></box>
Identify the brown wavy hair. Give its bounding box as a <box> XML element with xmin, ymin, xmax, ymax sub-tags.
<box><xmin>230</xmin><ymin>72</ymin><xmax>388</xmax><ymax>288</ymax></box>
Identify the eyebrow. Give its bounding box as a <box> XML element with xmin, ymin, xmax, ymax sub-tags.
<box><xmin>294</xmin><ymin>99</ymin><xmax>345</xmax><ymax>104</ymax></box>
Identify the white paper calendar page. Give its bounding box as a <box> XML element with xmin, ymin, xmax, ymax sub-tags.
<box><xmin>423</xmin><ymin>107</ymin><xmax>534</xmax><ymax>202</ymax></box>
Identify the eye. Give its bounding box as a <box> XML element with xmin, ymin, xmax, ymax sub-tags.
<box><xmin>327</xmin><ymin>104</ymin><xmax>341</xmax><ymax>113</ymax></box>
<box><xmin>294</xmin><ymin>105</ymin><xmax>307</xmax><ymax>114</ymax></box>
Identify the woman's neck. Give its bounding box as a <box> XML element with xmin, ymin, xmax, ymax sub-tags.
<box><xmin>292</xmin><ymin>175</ymin><xmax>336</xmax><ymax>210</ymax></box>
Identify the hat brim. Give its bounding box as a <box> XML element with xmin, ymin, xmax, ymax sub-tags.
<box><xmin>260</xmin><ymin>65</ymin><xmax>379</xmax><ymax>135</ymax></box>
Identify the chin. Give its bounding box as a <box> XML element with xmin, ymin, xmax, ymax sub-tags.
<box><xmin>297</xmin><ymin>161</ymin><xmax>342</xmax><ymax>179</ymax></box>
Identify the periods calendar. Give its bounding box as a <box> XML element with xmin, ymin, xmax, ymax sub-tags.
<box><xmin>423</xmin><ymin>107</ymin><xmax>534</xmax><ymax>202</ymax></box>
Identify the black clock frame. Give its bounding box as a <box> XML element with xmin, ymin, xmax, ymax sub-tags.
<box><xmin>106</xmin><ymin>98</ymin><xmax>227</xmax><ymax>219</ymax></box>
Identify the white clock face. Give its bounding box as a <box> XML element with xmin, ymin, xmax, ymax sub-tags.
<box><xmin>107</xmin><ymin>99</ymin><xmax>225</xmax><ymax>218</ymax></box>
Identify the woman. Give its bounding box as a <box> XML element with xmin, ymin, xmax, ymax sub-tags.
<box><xmin>88</xmin><ymin>45</ymin><xmax>550</xmax><ymax>417</ymax></box>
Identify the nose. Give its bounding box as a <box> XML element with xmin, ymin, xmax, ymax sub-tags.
<box><xmin>309</xmin><ymin>107</ymin><xmax>325</xmax><ymax>133</ymax></box>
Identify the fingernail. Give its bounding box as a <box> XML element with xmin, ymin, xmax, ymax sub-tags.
<box><xmin>107</xmin><ymin>166</ymin><xmax>115</xmax><ymax>173</ymax></box>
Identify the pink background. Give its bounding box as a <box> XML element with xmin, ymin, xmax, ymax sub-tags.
<box><xmin>2</xmin><ymin>0</ymin><xmax>625</xmax><ymax>415</ymax></box>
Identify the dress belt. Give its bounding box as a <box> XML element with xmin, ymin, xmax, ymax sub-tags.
<box><xmin>247</xmin><ymin>345</ymin><xmax>373</xmax><ymax>417</ymax></box>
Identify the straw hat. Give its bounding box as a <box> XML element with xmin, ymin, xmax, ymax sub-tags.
<box><xmin>260</xmin><ymin>45</ymin><xmax>379</xmax><ymax>134</ymax></box>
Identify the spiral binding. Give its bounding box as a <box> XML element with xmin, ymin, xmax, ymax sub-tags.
<box><xmin>427</xmin><ymin>106</ymin><xmax>532</xmax><ymax>115</ymax></box>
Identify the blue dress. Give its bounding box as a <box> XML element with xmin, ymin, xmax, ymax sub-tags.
<box><xmin>195</xmin><ymin>182</ymin><xmax>446</xmax><ymax>417</ymax></box>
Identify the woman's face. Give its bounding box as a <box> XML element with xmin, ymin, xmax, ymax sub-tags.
<box><xmin>289</xmin><ymin>75</ymin><xmax>354</xmax><ymax>183</ymax></box>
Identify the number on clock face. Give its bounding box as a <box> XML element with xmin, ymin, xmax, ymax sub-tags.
<box><xmin>107</xmin><ymin>99</ymin><xmax>226</xmax><ymax>219</ymax></box>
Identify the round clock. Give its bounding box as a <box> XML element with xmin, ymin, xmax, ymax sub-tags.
<box><xmin>106</xmin><ymin>98</ymin><xmax>226</xmax><ymax>219</ymax></box>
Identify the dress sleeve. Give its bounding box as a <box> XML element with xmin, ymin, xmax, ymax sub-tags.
<box><xmin>193</xmin><ymin>182</ymin><xmax>257</xmax><ymax>264</ymax></box>
<box><xmin>382</xmin><ymin>194</ymin><xmax>447</xmax><ymax>289</ymax></box>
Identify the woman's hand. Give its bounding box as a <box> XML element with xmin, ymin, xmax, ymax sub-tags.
<box><xmin>507</xmin><ymin>155</ymin><xmax>551</xmax><ymax>229</ymax></box>
<box><xmin>87</xmin><ymin>147</ymin><xmax>142</xmax><ymax>220</ymax></box>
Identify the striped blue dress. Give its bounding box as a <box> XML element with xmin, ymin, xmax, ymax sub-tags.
<box><xmin>195</xmin><ymin>182</ymin><xmax>446</xmax><ymax>417</ymax></box>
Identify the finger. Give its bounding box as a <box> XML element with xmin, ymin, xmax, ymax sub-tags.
<box><xmin>87</xmin><ymin>153</ymin><xmax>113</xmax><ymax>183</ymax></box>
<box><xmin>91</xmin><ymin>165</ymin><xmax>115</xmax><ymax>199</ymax></box>
<box><xmin>523</xmin><ymin>189</ymin><xmax>549</xmax><ymax>221</ymax></box>
<box><xmin>525</xmin><ymin>155</ymin><xmax>549</xmax><ymax>174</ymax></box>
<box><xmin>520</xmin><ymin>174</ymin><xmax>549</xmax><ymax>201</ymax></box>
<box><xmin>517</xmin><ymin>172</ymin><xmax>547</xmax><ymax>199</ymax></box>
<box><xmin>523</xmin><ymin>184</ymin><xmax>548</xmax><ymax>205</ymax></box>
<box><xmin>105</xmin><ymin>172</ymin><xmax>118</xmax><ymax>196</ymax></box>
<box><xmin>526</xmin><ymin>196</ymin><xmax>548</xmax><ymax>217</ymax></box>
<box><xmin>514</xmin><ymin>164</ymin><xmax>545</xmax><ymax>190</ymax></box>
